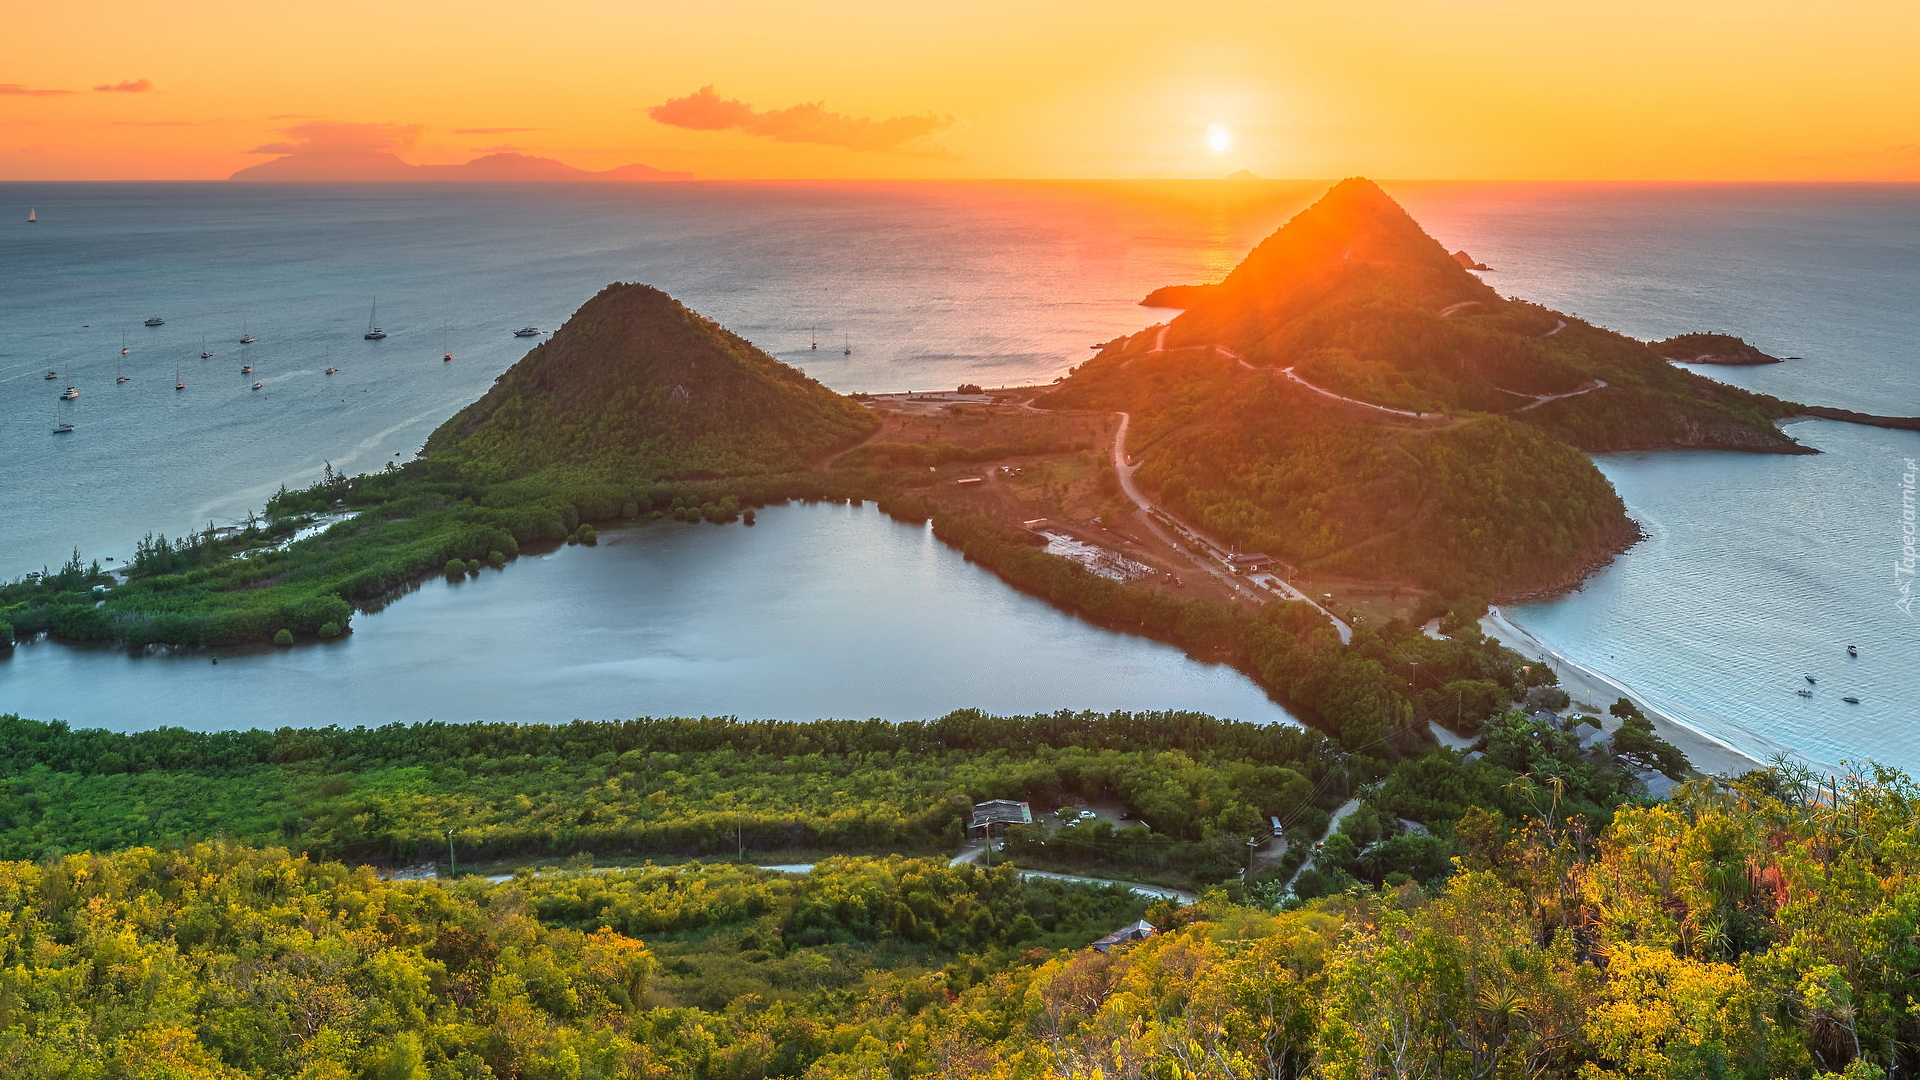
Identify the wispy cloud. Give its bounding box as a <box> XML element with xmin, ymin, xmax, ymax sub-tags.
<box><xmin>108</xmin><ymin>119</ymin><xmax>215</xmax><ymax>127</ymax></box>
<box><xmin>93</xmin><ymin>79</ymin><xmax>153</xmax><ymax>93</ymax></box>
<box><xmin>245</xmin><ymin>120</ymin><xmax>424</xmax><ymax>155</ymax></box>
<box><xmin>453</xmin><ymin>126</ymin><xmax>543</xmax><ymax>135</ymax></box>
<box><xmin>648</xmin><ymin>86</ymin><xmax>956</xmax><ymax>154</ymax></box>
<box><xmin>0</xmin><ymin>83</ymin><xmax>72</xmax><ymax>97</ymax></box>
<box><xmin>473</xmin><ymin>144</ymin><xmax>525</xmax><ymax>153</ymax></box>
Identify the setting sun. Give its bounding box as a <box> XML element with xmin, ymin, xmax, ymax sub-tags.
<box><xmin>1206</xmin><ymin>124</ymin><xmax>1233</xmax><ymax>154</ymax></box>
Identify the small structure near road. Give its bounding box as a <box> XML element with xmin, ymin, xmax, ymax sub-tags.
<box><xmin>1225</xmin><ymin>552</ymin><xmax>1275</xmax><ymax>571</ymax></box>
<box><xmin>1091</xmin><ymin>919</ymin><xmax>1157</xmax><ymax>953</ymax></box>
<box><xmin>969</xmin><ymin>799</ymin><xmax>1032</xmax><ymax>841</ymax></box>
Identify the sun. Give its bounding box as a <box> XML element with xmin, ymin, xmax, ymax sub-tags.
<box><xmin>1206</xmin><ymin>124</ymin><xmax>1233</xmax><ymax>153</ymax></box>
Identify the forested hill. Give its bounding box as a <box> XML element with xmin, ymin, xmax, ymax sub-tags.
<box><xmin>425</xmin><ymin>282</ymin><xmax>877</xmax><ymax>480</ymax></box>
<box><xmin>1042</xmin><ymin>178</ymin><xmax>1806</xmax><ymax>597</ymax></box>
<box><xmin>1136</xmin><ymin>177</ymin><xmax>1802</xmax><ymax>455</ymax></box>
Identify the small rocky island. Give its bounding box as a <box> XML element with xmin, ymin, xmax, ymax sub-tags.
<box><xmin>1651</xmin><ymin>332</ymin><xmax>1783</xmax><ymax>365</ymax></box>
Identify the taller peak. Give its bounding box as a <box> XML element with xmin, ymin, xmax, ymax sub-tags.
<box><xmin>1190</xmin><ymin>177</ymin><xmax>1494</xmax><ymax>324</ymax></box>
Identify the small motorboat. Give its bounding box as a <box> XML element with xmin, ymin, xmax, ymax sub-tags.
<box><xmin>1804</xmin><ymin>675</ymin><xmax>1816</xmax><ymax>684</ymax></box>
<box><xmin>1847</xmin><ymin>645</ymin><xmax>1858</xmax><ymax>657</ymax></box>
<box><xmin>443</xmin><ymin>353</ymin><xmax>453</xmax><ymax>362</ymax></box>
<box><xmin>325</xmin><ymin>366</ymin><xmax>337</xmax><ymax>375</ymax></box>
<box><xmin>252</xmin><ymin>381</ymin><xmax>263</xmax><ymax>390</ymax></box>
<box><xmin>1842</xmin><ymin>695</ymin><xmax>1861</xmax><ymax>704</ymax></box>
<box><xmin>144</xmin><ymin>316</ymin><xmax>165</xmax><ymax>327</ymax></box>
<box><xmin>513</xmin><ymin>326</ymin><xmax>541</xmax><ymax>337</ymax></box>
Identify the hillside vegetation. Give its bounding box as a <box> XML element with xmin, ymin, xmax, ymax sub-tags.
<box><xmin>426</xmin><ymin>283</ymin><xmax>877</xmax><ymax>481</ymax></box>
<box><xmin>0</xmin><ymin>285</ymin><xmax>876</xmax><ymax>647</ymax></box>
<box><xmin>1</xmin><ymin>762</ymin><xmax>1913</xmax><ymax>1079</ymax></box>
<box><xmin>1048</xmin><ymin>178</ymin><xmax>1803</xmax><ymax>597</ymax></box>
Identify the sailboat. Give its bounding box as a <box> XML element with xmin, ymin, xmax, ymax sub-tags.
<box><xmin>443</xmin><ymin>325</ymin><xmax>452</xmax><ymax>362</ymax></box>
<box><xmin>26</xmin><ymin>208</ymin><xmax>36</xmax><ymax>224</ymax></box>
<box><xmin>52</xmin><ymin>402</ymin><xmax>73</xmax><ymax>433</ymax></box>
<box><xmin>121</xmin><ymin>333</ymin><xmax>129</xmax><ymax>357</ymax></box>
<box><xmin>116</xmin><ymin>349</ymin><xmax>129</xmax><ymax>384</ymax></box>
<box><xmin>239</xmin><ymin>317</ymin><xmax>254</xmax><ymax>345</ymax></box>
<box><xmin>241</xmin><ymin>363</ymin><xmax>252</xmax><ymax>374</ymax></box>
<box><xmin>60</xmin><ymin>364</ymin><xmax>78</xmax><ymax>399</ymax></box>
<box><xmin>325</xmin><ymin>345</ymin><xmax>337</xmax><ymax>375</ymax></box>
<box><xmin>810</xmin><ymin>327</ymin><xmax>818</xmax><ymax>350</ymax></box>
<box><xmin>364</xmin><ymin>297</ymin><xmax>387</xmax><ymax>340</ymax></box>
<box><xmin>200</xmin><ymin>335</ymin><xmax>212</xmax><ymax>359</ymax></box>
<box><xmin>843</xmin><ymin>334</ymin><xmax>851</xmax><ymax>356</ymax></box>
<box><xmin>175</xmin><ymin>356</ymin><xmax>186</xmax><ymax>391</ymax></box>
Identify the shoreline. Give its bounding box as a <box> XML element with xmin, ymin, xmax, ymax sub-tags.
<box><xmin>1482</xmin><ymin>606</ymin><xmax>1768</xmax><ymax>778</ymax></box>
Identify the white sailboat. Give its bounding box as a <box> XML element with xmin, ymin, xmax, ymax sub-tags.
<box><xmin>120</xmin><ymin>333</ymin><xmax>129</xmax><ymax>357</ymax></box>
<box><xmin>116</xmin><ymin>348</ymin><xmax>129</xmax><ymax>384</ymax></box>
<box><xmin>364</xmin><ymin>297</ymin><xmax>387</xmax><ymax>340</ymax></box>
<box><xmin>239</xmin><ymin>317</ymin><xmax>255</xmax><ymax>345</ymax></box>
<box><xmin>175</xmin><ymin>356</ymin><xmax>186</xmax><ymax>391</ymax></box>
<box><xmin>443</xmin><ymin>325</ymin><xmax>452</xmax><ymax>362</ymax></box>
<box><xmin>843</xmin><ymin>334</ymin><xmax>851</xmax><ymax>356</ymax></box>
<box><xmin>52</xmin><ymin>402</ymin><xmax>73</xmax><ymax>434</ymax></box>
<box><xmin>200</xmin><ymin>334</ymin><xmax>212</xmax><ymax>359</ymax></box>
<box><xmin>27</xmin><ymin>208</ymin><xmax>36</xmax><ymax>224</ymax></box>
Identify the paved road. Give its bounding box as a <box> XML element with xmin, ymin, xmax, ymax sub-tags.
<box><xmin>1111</xmin><ymin>410</ymin><xmax>1256</xmax><ymax>600</ymax></box>
<box><xmin>1281</xmin><ymin>796</ymin><xmax>1364</xmax><ymax>892</ymax></box>
<box><xmin>1513</xmin><ymin>379</ymin><xmax>1607</xmax><ymax>412</ymax></box>
<box><xmin>1278</xmin><ymin>365</ymin><xmax>1430</xmax><ymax>419</ymax></box>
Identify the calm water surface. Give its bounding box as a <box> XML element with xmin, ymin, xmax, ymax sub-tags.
<box><xmin>0</xmin><ymin>502</ymin><xmax>1296</xmax><ymax>732</ymax></box>
<box><xmin>5</xmin><ymin>181</ymin><xmax>1919</xmax><ymax>765</ymax></box>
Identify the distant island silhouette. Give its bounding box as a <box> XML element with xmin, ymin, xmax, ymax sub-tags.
<box><xmin>230</xmin><ymin>149</ymin><xmax>693</xmax><ymax>183</ymax></box>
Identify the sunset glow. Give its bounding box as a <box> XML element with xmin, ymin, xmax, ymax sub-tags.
<box><xmin>4</xmin><ymin>0</ymin><xmax>1919</xmax><ymax>181</ymax></box>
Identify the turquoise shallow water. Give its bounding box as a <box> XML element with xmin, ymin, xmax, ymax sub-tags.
<box><xmin>1510</xmin><ymin>421</ymin><xmax>1920</xmax><ymax>771</ymax></box>
<box><xmin>1394</xmin><ymin>183</ymin><xmax>1920</xmax><ymax>773</ymax></box>
<box><xmin>3</xmin><ymin>180</ymin><xmax>1918</xmax><ymax>763</ymax></box>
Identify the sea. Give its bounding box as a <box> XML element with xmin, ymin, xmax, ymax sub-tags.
<box><xmin>0</xmin><ymin>180</ymin><xmax>1915</xmax><ymax>767</ymax></box>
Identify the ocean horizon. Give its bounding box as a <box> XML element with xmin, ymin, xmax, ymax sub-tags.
<box><xmin>3</xmin><ymin>179</ymin><xmax>1916</xmax><ymax>770</ymax></box>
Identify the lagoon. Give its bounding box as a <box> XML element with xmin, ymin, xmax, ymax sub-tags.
<box><xmin>0</xmin><ymin>501</ymin><xmax>1297</xmax><ymax>732</ymax></box>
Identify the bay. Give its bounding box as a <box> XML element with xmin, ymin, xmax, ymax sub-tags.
<box><xmin>0</xmin><ymin>501</ymin><xmax>1297</xmax><ymax>731</ymax></box>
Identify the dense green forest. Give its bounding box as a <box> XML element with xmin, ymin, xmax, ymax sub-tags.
<box><xmin>1055</xmin><ymin>350</ymin><xmax>1638</xmax><ymax>596</ymax></box>
<box><xmin>1</xmin><ymin>763</ymin><xmax>1913</xmax><ymax>1079</ymax></box>
<box><xmin>0</xmin><ymin>695</ymin><xmax>1687</xmax><ymax>892</ymax></box>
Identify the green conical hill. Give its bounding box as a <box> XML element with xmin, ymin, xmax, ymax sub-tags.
<box><xmin>426</xmin><ymin>283</ymin><xmax>877</xmax><ymax>480</ymax></box>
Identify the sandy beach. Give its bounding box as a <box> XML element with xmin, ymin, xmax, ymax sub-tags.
<box><xmin>1481</xmin><ymin>607</ymin><xmax>1767</xmax><ymax>778</ymax></box>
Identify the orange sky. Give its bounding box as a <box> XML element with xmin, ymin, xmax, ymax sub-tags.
<box><xmin>5</xmin><ymin>0</ymin><xmax>1918</xmax><ymax>181</ymax></box>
